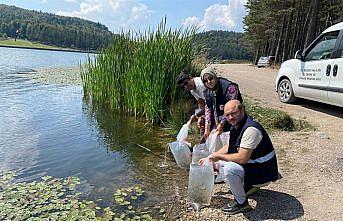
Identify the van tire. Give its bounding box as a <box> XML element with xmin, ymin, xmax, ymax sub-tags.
<box><xmin>278</xmin><ymin>78</ymin><xmax>296</xmax><ymax>103</ymax></box>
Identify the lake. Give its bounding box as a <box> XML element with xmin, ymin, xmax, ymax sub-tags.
<box><xmin>0</xmin><ymin>47</ymin><xmax>188</xmax><ymax>215</ymax></box>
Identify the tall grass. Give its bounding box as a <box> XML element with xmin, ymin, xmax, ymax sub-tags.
<box><xmin>81</xmin><ymin>19</ymin><xmax>197</xmax><ymax>124</ymax></box>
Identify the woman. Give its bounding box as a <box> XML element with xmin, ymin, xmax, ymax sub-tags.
<box><xmin>201</xmin><ymin>67</ymin><xmax>243</xmax><ymax>139</ymax></box>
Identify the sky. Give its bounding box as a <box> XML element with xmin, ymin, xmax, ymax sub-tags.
<box><xmin>1</xmin><ymin>0</ymin><xmax>248</xmax><ymax>33</ymax></box>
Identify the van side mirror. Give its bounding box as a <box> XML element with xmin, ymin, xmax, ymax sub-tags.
<box><xmin>295</xmin><ymin>50</ymin><xmax>303</xmax><ymax>60</ymax></box>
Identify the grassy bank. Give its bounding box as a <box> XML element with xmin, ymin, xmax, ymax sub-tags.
<box><xmin>0</xmin><ymin>38</ymin><xmax>87</xmax><ymax>52</ymax></box>
<box><xmin>81</xmin><ymin>19</ymin><xmax>197</xmax><ymax>124</ymax></box>
<box><xmin>245</xmin><ymin>100</ymin><xmax>312</xmax><ymax>131</ymax></box>
<box><xmin>0</xmin><ymin>38</ymin><xmax>61</xmax><ymax>49</ymax></box>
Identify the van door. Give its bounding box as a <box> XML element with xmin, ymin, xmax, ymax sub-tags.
<box><xmin>297</xmin><ymin>31</ymin><xmax>340</xmax><ymax>102</ymax></box>
<box><xmin>328</xmin><ymin>30</ymin><xmax>343</xmax><ymax>107</ymax></box>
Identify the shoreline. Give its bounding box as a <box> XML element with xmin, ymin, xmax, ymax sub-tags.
<box><xmin>0</xmin><ymin>44</ymin><xmax>97</xmax><ymax>54</ymax></box>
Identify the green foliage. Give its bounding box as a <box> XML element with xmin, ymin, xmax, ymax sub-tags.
<box><xmin>195</xmin><ymin>30</ymin><xmax>252</xmax><ymax>61</ymax></box>
<box><xmin>245</xmin><ymin>100</ymin><xmax>312</xmax><ymax>131</ymax></box>
<box><xmin>0</xmin><ymin>4</ymin><xmax>112</xmax><ymax>49</ymax></box>
<box><xmin>81</xmin><ymin>18</ymin><xmax>197</xmax><ymax>124</ymax></box>
<box><xmin>0</xmin><ymin>170</ymin><xmax>159</xmax><ymax>220</ymax></box>
<box><xmin>167</xmin><ymin>98</ymin><xmax>194</xmax><ymax>129</ymax></box>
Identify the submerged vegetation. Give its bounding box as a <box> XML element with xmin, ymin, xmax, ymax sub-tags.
<box><xmin>81</xmin><ymin>19</ymin><xmax>197</xmax><ymax>124</ymax></box>
<box><xmin>0</xmin><ymin>170</ymin><xmax>165</xmax><ymax>220</ymax></box>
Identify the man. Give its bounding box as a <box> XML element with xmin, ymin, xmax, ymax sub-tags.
<box><xmin>200</xmin><ymin>67</ymin><xmax>242</xmax><ymax>139</ymax></box>
<box><xmin>200</xmin><ymin>100</ymin><xmax>280</xmax><ymax>215</ymax></box>
<box><xmin>176</xmin><ymin>71</ymin><xmax>206</xmax><ymax>135</ymax></box>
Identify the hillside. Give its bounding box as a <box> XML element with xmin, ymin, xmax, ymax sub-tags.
<box><xmin>0</xmin><ymin>4</ymin><xmax>113</xmax><ymax>50</ymax></box>
<box><xmin>195</xmin><ymin>30</ymin><xmax>252</xmax><ymax>61</ymax></box>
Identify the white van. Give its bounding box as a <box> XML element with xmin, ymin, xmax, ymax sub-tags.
<box><xmin>275</xmin><ymin>22</ymin><xmax>343</xmax><ymax>108</ymax></box>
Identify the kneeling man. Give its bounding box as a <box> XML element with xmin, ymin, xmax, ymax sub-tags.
<box><xmin>200</xmin><ymin>100</ymin><xmax>280</xmax><ymax>215</ymax></box>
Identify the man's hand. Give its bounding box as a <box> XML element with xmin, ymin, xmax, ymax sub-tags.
<box><xmin>204</xmin><ymin>128</ymin><xmax>210</xmax><ymax>139</ymax></box>
<box><xmin>189</xmin><ymin>114</ymin><xmax>196</xmax><ymax>124</ymax></box>
<box><xmin>216</xmin><ymin>122</ymin><xmax>224</xmax><ymax>135</ymax></box>
<box><xmin>199</xmin><ymin>157</ymin><xmax>207</xmax><ymax>165</ymax></box>
<box><xmin>208</xmin><ymin>153</ymin><xmax>220</xmax><ymax>162</ymax></box>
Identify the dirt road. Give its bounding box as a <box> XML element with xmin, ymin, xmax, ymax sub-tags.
<box><xmin>179</xmin><ymin>64</ymin><xmax>342</xmax><ymax>220</ymax></box>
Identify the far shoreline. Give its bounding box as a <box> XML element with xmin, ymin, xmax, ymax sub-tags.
<box><xmin>0</xmin><ymin>44</ymin><xmax>97</xmax><ymax>54</ymax></box>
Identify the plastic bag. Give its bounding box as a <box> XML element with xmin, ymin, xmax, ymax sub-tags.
<box><xmin>176</xmin><ymin>120</ymin><xmax>191</xmax><ymax>143</ymax></box>
<box><xmin>168</xmin><ymin>141</ymin><xmax>191</xmax><ymax>169</ymax></box>
<box><xmin>188</xmin><ymin>159</ymin><xmax>214</xmax><ymax>210</ymax></box>
<box><xmin>219</xmin><ymin>131</ymin><xmax>230</xmax><ymax>146</ymax></box>
<box><xmin>192</xmin><ymin>143</ymin><xmax>210</xmax><ymax>165</ymax></box>
<box><xmin>206</xmin><ymin>131</ymin><xmax>223</xmax><ymax>153</ymax></box>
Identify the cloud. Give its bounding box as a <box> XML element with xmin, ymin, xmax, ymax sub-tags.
<box><xmin>56</xmin><ymin>0</ymin><xmax>153</xmax><ymax>32</ymax></box>
<box><xmin>183</xmin><ymin>0</ymin><xmax>247</xmax><ymax>32</ymax></box>
<box><xmin>64</xmin><ymin>0</ymin><xmax>77</xmax><ymax>2</ymax></box>
<box><xmin>183</xmin><ymin>16</ymin><xmax>200</xmax><ymax>27</ymax></box>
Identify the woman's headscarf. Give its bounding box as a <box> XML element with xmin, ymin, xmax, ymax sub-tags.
<box><xmin>200</xmin><ymin>66</ymin><xmax>218</xmax><ymax>90</ymax></box>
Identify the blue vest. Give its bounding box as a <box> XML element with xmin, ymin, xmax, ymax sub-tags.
<box><xmin>204</xmin><ymin>78</ymin><xmax>242</xmax><ymax>131</ymax></box>
<box><xmin>228</xmin><ymin>115</ymin><xmax>279</xmax><ymax>185</ymax></box>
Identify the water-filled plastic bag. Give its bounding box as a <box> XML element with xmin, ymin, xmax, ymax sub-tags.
<box><xmin>176</xmin><ymin>120</ymin><xmax>191</xmax><ymax>143</ymax></box>
<box><xmin>206</xmin><ymin>132</ymin><xmax>223</xmax><ymax>153</ymax></box>
<box><xmin>192</xmin><ymin>143</ymin><xmax>210</xmax><ymax>165</ymax></box>
<box><xmin>188</xmin><ymin>160</ymin><xmax>214</xmax><ymax>209</ymax></box>
<box><xmin>168</xmin><ymin>141</ymin><xmax>191</xmax><ymax>169</ymax></box>
<box><xmin>220</xmin><ymin>131</ymin><xmax>230</xmax><ymax>146</ymax></box>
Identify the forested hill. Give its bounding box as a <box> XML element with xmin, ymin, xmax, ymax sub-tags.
<box><xmin>195</xmin><ymin>31</ymin><xmax>252</xmax><ymax>61</ymax></box>
<box><xmin>0</xmin><ymin>4</ymin><xmax>112</xmax><ymax>50</ymax></box>
<box><xmin>244</xmin><ymin>0</ymin><xmax>343</xmax><ymax>64</ymax></box>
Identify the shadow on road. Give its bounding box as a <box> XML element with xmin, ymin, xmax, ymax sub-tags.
<box><xmin>243</xmin><ymin>189</ymin><xmax>304</xmax><ymax>220</ymax></box>
<box><xmin>294</xmin><ymin>99</ymin><xmax>343</xmax><ymax>119</ymax></box>
<box><xmin>211</xmin><ymin>189</ymin><xmax>304</xmax><ymax>220</ymax></box>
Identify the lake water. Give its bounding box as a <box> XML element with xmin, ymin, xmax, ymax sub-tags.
<box><xmin>0</xmin><ymin>47</ymin><xmax>188</xmax><ymax>214</ymax></box>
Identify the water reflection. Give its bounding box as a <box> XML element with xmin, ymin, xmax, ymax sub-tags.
<box><xmin>82</xmin><ymin>99</ymin><xmax>188</xmax><ymax>207</ymax></box>
<box><xmin>0</xmin><ymin>47</ymin><xmax>187</xmax><ymax>213</ymax></box>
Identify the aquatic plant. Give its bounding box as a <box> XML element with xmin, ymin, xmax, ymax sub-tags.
<box><xmin>81</xmin><ymin>18</ymin><xmax>197</xmax><ymax>124</ymax></box>
<box><xmin>0</xmin><ymin>170</ymin><xmax>164</xmax><ymax>220</ymax></box>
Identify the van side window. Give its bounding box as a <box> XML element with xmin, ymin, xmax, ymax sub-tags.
<box><xmin>304</xmin><ymin>31</ymin><xmax>339</xmax><ymax>61</ymax></box>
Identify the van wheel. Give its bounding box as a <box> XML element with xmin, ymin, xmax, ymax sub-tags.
<box><xmin>278</xmin><ymin>79</ymin><xmax>296</xmax><ymax>103</ymax></box>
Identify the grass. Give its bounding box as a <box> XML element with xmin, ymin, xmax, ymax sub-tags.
<box><xmin>81</xmin><ymin>18</ymin><xmax>197</xmax><ymax>124</ymax></box>
<box><xmin>245</xmin><ymin>99</ymin><xmax>313</xmax><ymax>131</ymax></box>
<box><xmin>0</xmin><ymin>38</ymin><xmax>76</xmax><ymax>51</ymax></box>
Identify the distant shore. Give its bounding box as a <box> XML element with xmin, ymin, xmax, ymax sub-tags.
<box><xmin>22</xmin><ymin>66</ymin><xmax>82</xmax><ymax>86</ymax></box>
<box><xmin>0</xmin><ymin>44</ymin><xmax>96</xmax><ymax>53</ymax></box>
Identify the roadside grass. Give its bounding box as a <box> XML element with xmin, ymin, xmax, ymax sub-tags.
<box><xmin>245</xmin><ymin>100</ymin><xmax>313</xmax><ymax>131</ymax></box>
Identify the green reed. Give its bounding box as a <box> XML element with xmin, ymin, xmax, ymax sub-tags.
<box><xmin>81</xmin><ymin>19</ymin><xmax>197</xmax><ymax>124</ymax></box>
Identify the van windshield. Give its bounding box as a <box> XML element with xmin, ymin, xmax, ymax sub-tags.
<box><xmin>305</xmin><ymin>31</ymin><xmax>339</xmax><ymax>61</ymax></box>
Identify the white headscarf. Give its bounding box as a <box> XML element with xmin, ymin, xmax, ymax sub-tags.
<box><xmin>200</xmin><ymin>67</ymin><xmax>218</xmax><ymax>90</ymax></box>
